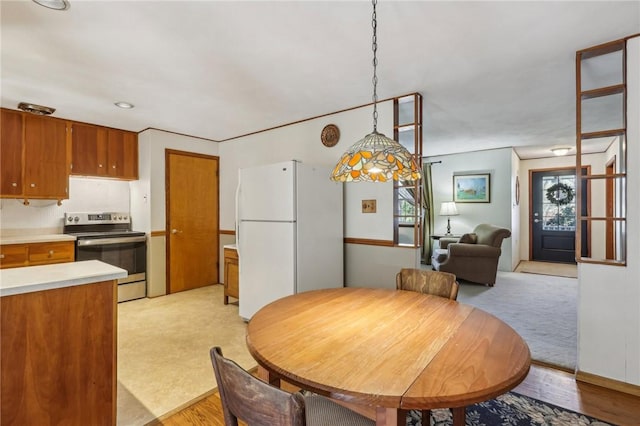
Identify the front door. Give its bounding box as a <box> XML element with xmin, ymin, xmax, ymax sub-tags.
<box><xmin>166</xmin><ymin>149</ymin><xmax>219</xmax><ymax>294</ymax></box>
<box><xmin>531</xmin><ymin>168</ymin><xmax>588</xmax><ymax>263</ymax></box>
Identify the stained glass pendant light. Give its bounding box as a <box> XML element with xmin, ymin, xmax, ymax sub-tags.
<box><xmin>330</xmin><ymin>0</ymin><xmax>420</xmax><ymax>183</ymax></box>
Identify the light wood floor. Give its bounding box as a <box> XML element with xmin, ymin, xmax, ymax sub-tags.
<box><xmin>151</xmin><ymin>363</ymin><xmax>640</xmax><ymax>426</ymax></box>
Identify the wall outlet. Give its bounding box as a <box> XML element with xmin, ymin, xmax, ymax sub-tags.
<box><xmin>362</xmin><ymin>199</ymin><xmax>376</xmax><ymax>213</ymax></box>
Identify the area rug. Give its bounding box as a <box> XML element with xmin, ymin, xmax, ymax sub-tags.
<box><xmin>515</xmin><ymin>260</ymin><xmax>578</xmax><ymax>278</ymax></box>
<box><xmin>457</xmin><ymin>271</ymin><xmax>577</xmax><ymax>370</ymax></box>
<box><xmin>406</xmin><ymin>392</ymin><xmax>611</xmax><ymax>425</ymax></box>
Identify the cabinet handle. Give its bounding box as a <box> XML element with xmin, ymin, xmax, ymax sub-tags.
<box><xmin>99</xmin><ymin>164</ymin><xmax>103</xmax><ymax>168</ymax></box>
<box><xmin>112</xmin><ymin>164</ymin><xmax>117</xmax><ymax>169</ymax></box>
<box><xmin>11</xmin><ymin>182</ymin><xmax>17</xmax><ymax>187</ymax></box>
<box><xmin>48</xmin><ymin>250</ymin><xmax>54</xmax><ymax>256</ymax></box>
<box><xmin>30</xmin><ymin>183</ymin><xmax>36</xmax><ymax>188</ymax></box>
<box><xmin>0</xmin><ymin>254</ymin><xmax>5</xmax><ymax>259</ymax></box>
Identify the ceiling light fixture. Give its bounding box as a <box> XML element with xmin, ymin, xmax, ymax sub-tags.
<box><xmin>32</xmin><ymin>0</ymin><xmax>70</xmax><ymax>11</ymax></box>
<box><xmin>551</xmin><ymin>147</ymin><xmax>571</xmax><ymax>156</ymax></box>
<box><xmin>330</xmin><ymin>0</ymin><xmax>420</xmax><ymax>183</ymax></box>
<box><xmin>17</xmin><ymin>102</ymin><xmax>55</xmax><ymax>116</ymax></box>
<box><xmin>114</xmin><ymin>101</ymin><xmax>134</xmax><ymax>109</ymax></box>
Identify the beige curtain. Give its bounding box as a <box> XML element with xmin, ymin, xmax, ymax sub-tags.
<box><xmin>421</xmin><ymin>163</ymin><xmax>435</xmax><ymax>264</ymax></box>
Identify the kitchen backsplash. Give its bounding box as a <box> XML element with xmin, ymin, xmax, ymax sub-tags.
<box><xmin>0</xmin><ymin>178</ymin><xmax>130</xmax><ymax>234</ymax></box>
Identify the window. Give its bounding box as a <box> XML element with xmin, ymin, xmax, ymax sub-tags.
<box><xmin>576</xmin><ymin>38</ymin><xmax>628</xmax><ymax>265</ymax></box>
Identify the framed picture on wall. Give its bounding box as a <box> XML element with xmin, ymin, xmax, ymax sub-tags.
<box><xmin>453</xmin><ymin>173</ymin><xmax>490</xmax><ymax>203</ymax></box>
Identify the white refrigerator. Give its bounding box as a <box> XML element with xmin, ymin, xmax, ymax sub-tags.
<box><xmin>236</xmin><ymin>160</ymin><xmax>344</xmax><ymax>320</ymax></box>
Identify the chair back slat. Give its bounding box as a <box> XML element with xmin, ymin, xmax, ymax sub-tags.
<box><xmin>396</xmin><ymin>268</ymin><xmax>459</xmax><ymax>300</ymax></box>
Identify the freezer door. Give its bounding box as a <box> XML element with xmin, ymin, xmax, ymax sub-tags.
<box><xmin>238</xmin><ymin>221</ymin><xmax>296</xmax><ymax>320</ymax></box>
<box><xmin>238</xmin><ymin>161</ymin><xmax>296</xmax><ymax>221</ymax></box>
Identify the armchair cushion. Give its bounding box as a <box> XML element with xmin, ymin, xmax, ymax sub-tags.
<box><xmin>458</xmin><ymin>233</ymin><xmax>477</xmax><ymax>244</ymax></box>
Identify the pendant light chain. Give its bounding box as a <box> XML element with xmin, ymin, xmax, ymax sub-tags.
<box><xmin>371</xmin><ymin>0</ymin><xmax>378</xmax><ymax>132</ymax></box>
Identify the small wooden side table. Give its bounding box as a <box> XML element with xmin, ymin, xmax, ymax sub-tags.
<box><xmin>223</xmin><ymin>245</ymin><xmax>238</xmax><ymax>304</ymax></box>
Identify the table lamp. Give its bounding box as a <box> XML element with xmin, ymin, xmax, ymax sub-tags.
<box><xmin>439</xmin><ymin>202</ymin><xmax>459</xmax><ymax>236</ymax></box>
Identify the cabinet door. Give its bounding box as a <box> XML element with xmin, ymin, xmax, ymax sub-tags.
<box><xmin>23</xmin><ymin>115</ymin><xmax>69</xmax><ymax>199</ymax></box>
<box><xmin>0</xmin><ymin>109</ymin><xmax>24</xmax><ymax>196</ymax></box>
<box><xmin>71</xmin><ymin>123</ymin><xmax>107</xmax><ymax>176</ymax></box>
<box><xmin>107</xmin><ymin>129</ymin><xmax>138</xmax><ymax>179</ymax></box>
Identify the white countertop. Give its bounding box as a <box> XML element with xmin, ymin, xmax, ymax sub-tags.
<box><xmin>0</xmin><ymin>234</ymin><xmax>76</xmax><ymax>245</ymax></box>
<box><xmin>223</xmin><ymin>244</ymin><xmax>237</xmax><ymax>250</ymax></box>
<box><xmin>0</xmin><ymin>260</ymin><xmax>127</xmax><ymax>297</ymax></box>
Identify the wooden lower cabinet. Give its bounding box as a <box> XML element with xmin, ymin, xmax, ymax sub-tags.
<box><xmin>0</xmin><ymin>244</ymin><xmax>28</xmax><ymax>269</ymax></box>
<box><xmin>0</xmin><ymin>241</ymin><xmax>75</xmax><ymax>269</ymax></box>
<box><xmin>1</xmin><ymin>280</ymin><xmax>117</xmax><ymax>426</ymax></box>
<box><xmin>223</xmin><ymin>247</ymin><xmax>239</xmax><ymax>304</ymax></box>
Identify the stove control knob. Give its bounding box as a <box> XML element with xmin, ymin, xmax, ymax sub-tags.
<box><xmin>74</xmin><ymin>216</ymin><xmax>80</xmax><ymax>222</ymax></box>
<box><xmin>67</xmin><ymin>217</ymin><xmax>73</xmax><ymax>222</ymax></box>
<box><xmin>124</xmin><ymin>216</ymin><xmax>128</xmax><ymax>220</ymax></box>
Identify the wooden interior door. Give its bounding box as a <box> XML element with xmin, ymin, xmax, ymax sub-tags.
<box><xmin>166</xmin><ymin>150</ymin><xmax>219</xmax><ymax>294</ymax></box>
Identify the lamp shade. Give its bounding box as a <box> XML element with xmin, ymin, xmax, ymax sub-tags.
<box><xmin>439</xmin><ymin>202</ymin><xmax>459</xmax><ymax>216</ymax></box>
<box><xmin>330</xmin><ymin>131</ymin><xmax>420</xmax><ymax>182</ymax></box>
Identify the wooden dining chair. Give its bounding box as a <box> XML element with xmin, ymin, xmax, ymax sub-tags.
<box><xmin>395</xmin><ymin>268</ymin><xmax>459</xmax><ymax>300</ymax></box>
<box><xmin>210</xmin><ymin>347</ymin><xmax>375</xmax><ymax>426</ymax></box>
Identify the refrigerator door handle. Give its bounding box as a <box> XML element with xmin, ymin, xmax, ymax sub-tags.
<box><xmin>235</xmin><ymin>182</ymin><xmax>241</xmax><ymax>257</ymax></box>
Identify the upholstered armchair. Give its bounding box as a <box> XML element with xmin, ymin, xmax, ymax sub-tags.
<box><xmin>431</xmin><ymin>224</ymin><xmax>511</xmax><ymax>286</ymax></box>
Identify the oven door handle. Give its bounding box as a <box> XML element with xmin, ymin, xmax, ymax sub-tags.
<box><xmin>77</xmin><ymin>236</ymin><xmax>147</xmax><ymax>246</ymax></box>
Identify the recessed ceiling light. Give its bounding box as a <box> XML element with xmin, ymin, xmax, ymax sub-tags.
<box><xmin>114</xmin><ymin>102</ymin><xmax>134</xmax><ymax>109</ymax></box>
<box><xmin>551</xmin><ymin>147</ymin><xmax>571</xmax><ymax>156</ymax></box>
<box><xmin>32</xmin><ymin>0</ymin><xmax>70</xmax><ymax>11</ymax></box>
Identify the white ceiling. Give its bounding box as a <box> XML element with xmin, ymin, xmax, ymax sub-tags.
<box><xmin>1</xmin><ymin>1</ymin><xmax>639</xmax><ymax>159</ymax></box>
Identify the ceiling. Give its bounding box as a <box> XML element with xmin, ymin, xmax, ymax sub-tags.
<box><xmin>1</xmin><ymin>1</ymin><xmax>638</xmax><ymax>159</ymax></box>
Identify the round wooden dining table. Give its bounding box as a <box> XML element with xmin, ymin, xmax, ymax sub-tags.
<box><xmin>246</xmin><ymin>287</ymin><xmax>531</xmax><ymax>426</ymax></box>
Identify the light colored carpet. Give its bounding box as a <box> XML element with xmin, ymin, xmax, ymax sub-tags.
<box><xmin>117</xmin><ymin>284</ymin><xmax>253</xmax><ymax>425</ymax></box>
<box><xmin>515</xmin><ymin>260</ymin><xmax>577</xmax><ymax>278</ymax></box>
<box><xmin>457</xmin><ymin>271</ymin><xmax>577</xmax><ymax>371</ymax></box>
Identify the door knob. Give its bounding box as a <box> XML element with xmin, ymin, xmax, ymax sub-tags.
<box><xmin>533</xmin><ymin>219</ymin><xmax>540</xmax><ymax>223</ymax></box>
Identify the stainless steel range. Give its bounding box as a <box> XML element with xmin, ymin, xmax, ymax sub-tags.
<box><xmin>64</xmin><ymin>212</ymin><xmax>147</xmax><ymax>303</ymax></box>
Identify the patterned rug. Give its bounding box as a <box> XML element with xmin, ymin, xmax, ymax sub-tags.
<box><xmin>406</xmin><ymin>392</ymin><xmax>611</xmax><ymax>425</ymax></box>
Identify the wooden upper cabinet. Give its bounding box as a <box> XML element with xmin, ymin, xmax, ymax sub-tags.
<box><xmin>71</xmin><ymin>124</ymin><xmax>138</xmax><ymax>180</ymax></box>
<box><xmin>23</xmin><ymin>114</ymin><xmax>69</xmax><ymax>199</ymax></box>
<box><xmin>0</xmin><ymin>109</ymin><xmax>24</xmax><ymax>196</ymax></box>
<box><xmin>71</xmin><ymin>122</ymin><xmax>107</xmax><ymax>176</ymax></box>
<box><xmin>107</xmin><ymin>129</ymin><xmax>138</xmax><ymax>179</ymax></box>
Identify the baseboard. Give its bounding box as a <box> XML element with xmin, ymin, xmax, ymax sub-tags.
<box><xmin>576</xmin><ymin>370</ymin><xmax>640</xmax><ymax>397</ymax></box>
<box><xmin>531</xmin><ymin>359</ymin><xmax>575</xmax><ymax>374</ymax></box>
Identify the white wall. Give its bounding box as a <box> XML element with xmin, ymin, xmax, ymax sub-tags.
<box><xmin>577</xmin><ymin>36</ymin><xmax>640</xmax><ymax>386</ymax></box>
<box><xmin>0</xmin><ymin>177</ymin><xmax>130</xmax><ymax>234</ymax></box>
<box><xmin>425</xmin><ymin>147</ymin><xmax>514</xmax><ymax>271</ymax></box>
